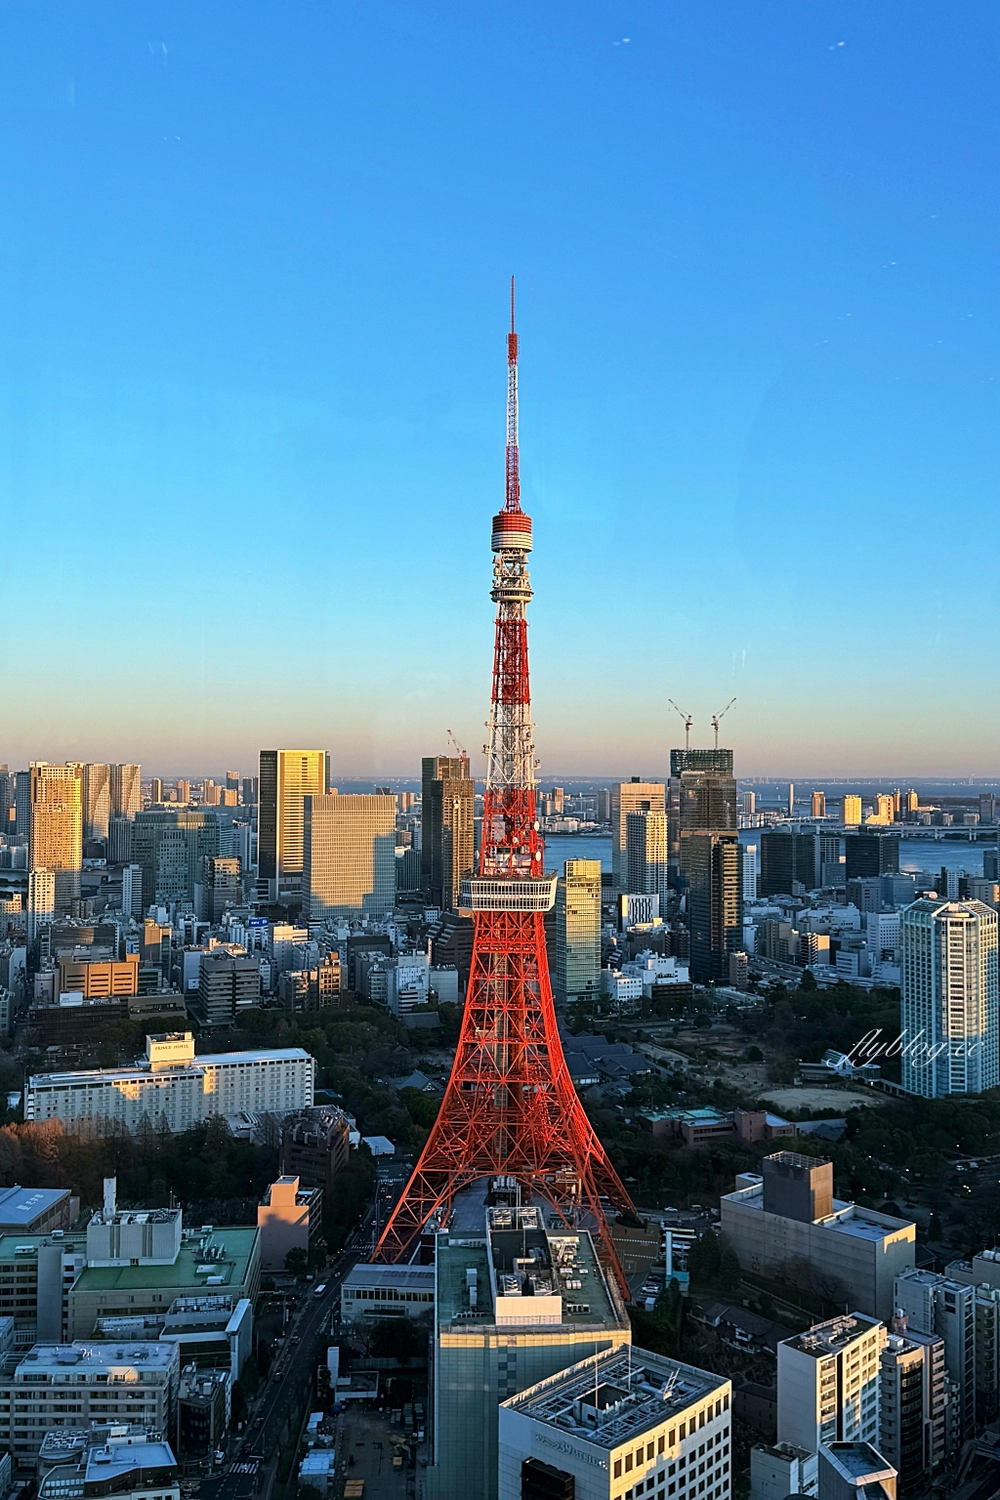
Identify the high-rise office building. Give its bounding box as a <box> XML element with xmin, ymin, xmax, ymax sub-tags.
<box><xmin>29</xmin><ymin>763</ymin><xmax>83</xmax><ymax>914</ymax></box>
<box><xmin>203</xmin><ymin>856</ymin><xmax>243</xmax><ymax>922</ymax></box>
<box><xmin>132</xmin><ymin>809</ymin><xmax>220</xmax><ymax>910</ymax></box>
<box><xmin>668</xmin><ymin>750</ymin><xmax>737</xmax><ymax>875</ymax></box>
<box><xmin>82</xmin><ymin>764</ymin><xmax>111</xmax><ymax>841</ymax></box>
<box><xmin>421</xmin><ymin>756</ymin><xmax>468</xmax><ymax>888</ymax></box>
<box><xmin>625</xmin><ymin>808</ymin><xmax>669</xmax><ymax>900</ymax></box>
<box><xmin>555</xmin><ymin>858</ymin><xmax>601</xmax><ymax>1006</ymax></box>
<box><xmin>149</xmin><ymin>776</ymin><xmax>163</xmax><ymax>804</ymax></box>
<box><xmin>905</xmin><ymin>789</ymin><xmax>919</xmax><ymax>814</ymax></box>
<box><xmin>787</xmin><ymin>782</ymin><xmax>795</xmax><ymax>816</ymax></box>
<box><xmin>422</xmin><ymin>757</ymin><xmax>474</xmax><ymax>909</ymax></box>
<box><xmin>612</xmin><ymin>780</ymin><xmax>666</xmax><ymax>889</ymax></box>
<box><xmin>110</xmin><ymin>764</ymin><xmax>142</xmax><ymax>821</ymax></box>
<box><xmin>177</xmin><ymin>779</ymin><xmax>191</xmax><ymax>805</ymax></box>
<box><xmin>811</xmin><ymin>790</ymin><xmax>827</xmax><ymax>818</ymax></box>
<box><xmin>685</xmin><ymin>833</ymin><xmax>742</xmax><ymax>984</ymax></box>
<box><xmin>843</xmin><ymin>794</ymin><xmax>863</xmax><ymax>826</ymax></box>
<box><xmin>108</xmin><ymin>816</ymin><xmax>132</xmax><ymax>865</ymax></box>
<box><xmin>225</xmin><ymin>770</ymin><xmax>239</xmax><ymax>792</ymax></box>
<box><xmin>303</xmin><ymin>793</ymin><xmax>396</xmax><ymax>921</ymax></box>
<box><xmin>242</xmin><ymin>776</ymin><xmax>257</xmax><ymax>807</ymax></box>
<box><xmin>846</xmin><ymin>833</ymin><xmax>900</xmax><ymax>881</ymax></box>
<box><xmin>258</xmin><ymin>750</ymin><xmax>326</xmax><ymax>902</ymax></box>
<box><xmin>777</xmin><ymin>1312</ymin><xmax>885</xmax><ymax>1455</ymax></box>
<box><xmin>900</xmin><ymin>899</ymin><xmax>999</xmax><ymax>1098</ymax></box>
<box><xmin>596</xmin><ymin>788</ymin><xmax>611</xmax><ymax>823</ymax></box>
<box><xmin>760</xmin><ymin>830</ymin><xmax>819</xmax><ymax>897</ymax></box>
<box><xmin>122</xmin><ymin>863</ymin><xmax>144</xmax><ymax>919</ymax></box>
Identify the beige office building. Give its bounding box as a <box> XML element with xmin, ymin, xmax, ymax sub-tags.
<box><xmin>29</xmin><ymin>764</ymin><xmax>83</xmax><ymax>914</ymax></box>
<box><xmin>258</xmin><ymin>750</ymin><xmax>326</xmax><ymax>902</ymax></box>
<box><xmin>555</xmin><ymin>859</ymin><xmax>602</xmax><ymax>1005</ymax></box>
<box><xmin>611</xmin><ymin>781</ymin><xmax>665</xmax><ymax>890</ymax></box>
<box><xmin>777</xmin><ymin>1313</ymin><xmax>885</xmax><ymax>1456</ymax></box>
<box><xmin>304</xmin><ymin>793</ymin><xmax>396</xmax><ymax>921</ymax></box>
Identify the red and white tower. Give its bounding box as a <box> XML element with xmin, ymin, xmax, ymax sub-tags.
<box><xmin>373</xmin><ymin>284</ymin><xmax>636</xmax><ymax>1290</ymax></box>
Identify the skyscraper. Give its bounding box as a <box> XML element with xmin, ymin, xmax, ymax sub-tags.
<box><xmin>685</xmin><ymin>833</ymin><xmax>742</xmax><ymax>984</ymax></box>
<box><xmin>846</xmin><ymin>832</ymin><xmax>900</xmax><ymax>881</ymax></box>
<box><xmin>900</xmin><ymin>899</ymin><xmax>999</xmax><ymax>1098</ymax></box>
<box><xmin>132</xmin><ymin>809</ymin><xmax>220</xmax><ymax>910</ymax></box>
<box><xmin>422</xmin><ymin>756</ymin><xmax>474</xmax><ymax>909</ymax></box>
<box><xmin>149</xmin><ymin>777</ymin><xmax>163</xmax><ymax>804</ymax></box>
<box><xmin>82</xmin><ymin>764</ymin><xmax>111</xmax><ymax>841</ymax></box>
<box><xmin>760</xmin><ymin>830</ymin><xmax>819</xmax><ymax>897</ymax></box>
<box><xmin>258</xmin><ymin>750</ymin><xmax>326</xmax><ymax>903</ymax></box>
<box><xmin>843</xmin><ymin>794</ymin><xmax>863</xmax><ymax>826</ymax></box>
<box><xmin>667</xmin><ymin>748</ymin><xmax>737</xmax><ymax>875</ymax></box>
<box><xmin>29</xmin><ymin>763</ymin><xmax>83</xmax><ymax>914</ymax></box>
<box><xmin>624</xmin><ymin>809</ymin><xmax>668</xmax><ymax>900</ymax></box>
<box><xmin>303</xmin><ymin>793</ymin><xmax>396</xmax><ymax>921</ymax></box>
<box><xmin>611</xmin><ymin>780</ymin><xmax>665</xmax><ymax>889</ymax></box>
<box><xmin>811</xmin><ymin>790</ymin><xmax>826</xmax><ymax>818</ymax></box>
<box><xmin>109</xmin><ymin>764</ymin><xmax>141</xmax><ymax>821</ymax></box>
<box><xmin>555</xmin><ymin>859</ymin><xmax>601</xmax><ymax>1006</ymax></box>
<box><xmin>27</xmin><ymin>868</ymin><xmax>56</xmax><ymax>941</ymax></box>
<box><xmin>742</xmin><ymin>842</ymin><xmax>758</xmax><ymax>902</ymax></box>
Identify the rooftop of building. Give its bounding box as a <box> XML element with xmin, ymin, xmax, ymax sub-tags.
<box><xmin>502</xmin><ymin>1345</ymin><xmax>728</xmax><ymax>1451</ymax></box>
<box><xmin>782</xmin><ymin>1313</ymin><xmax>881</xmax><ymax>1359</ymax></box>
<box><xmin>0</xmin><ymin>1230</ymin><xmax>87</xmax><ymax>1260</ymax></box>
<box><xmin>821</xmin><ymin>1442</ymin><xmax>896</xmax><ymax>1485</ymax></box>
<box><xmin>14</xmin><ymin>1341</ymin><xmax>178</xmax><ymax>1376</ymax></box>
<box><xmin>72</xmin><ymin>1226</ymin><xmax>258</xmax><ymax>1295</ymax></box>
<box><xmin>38</xmin><ymin>1424</ymin><xmax>159</xmax><ymax>1466</ymax></box>
<box><xmin>0</xmin><ymin>1186</ymin><xmax>69</xmax><ymax>1226</ymax></box>
<box><xmin>341</xmin><ymin>1263</ymin><xmax>435</xmax><ymax>1294</ymax></box>
<box><xmin>725</xmin><ymin>1179</ymin><xmax>914</xmax><ymax>1239</ymax></box>
<box><xmin>28</xmin><ymin>1046</ymin><xmax>313</xmax><ymax>1086</ymax></box>
<box><xmin>895</xmin><ymin>1266</ymin><xmax>968</xmax><ymax>1291</ymax></box>
<box><xmin>435</xmin><ymin>1203</ymin><xmax>625</xmax><ymax>1332</ymax></box>
<box><xmin>84</xmin><ymin>1438</ymin><xmax>176</xmax><ymax>1482</ymax></box>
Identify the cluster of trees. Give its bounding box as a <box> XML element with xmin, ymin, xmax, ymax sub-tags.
<box><xmin>738</xmin><ymin>977</ymin><xmax>903</xmax><ymax>1084</ymax></box>
<box><xmin>0</xmin><ymin>1114</ymin><xmax>276</xmax><ymax>1212</ymax></box>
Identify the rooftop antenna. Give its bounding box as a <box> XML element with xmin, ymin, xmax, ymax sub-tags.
<box><xmin>668</xmin><ymin>699</ymin><xmax>693</xmax><ymax>752</ymax></box>
<box><xmin>711</xmin><ymin>698</ymin><xmax>736</xmax><ymax>749</ymax></box>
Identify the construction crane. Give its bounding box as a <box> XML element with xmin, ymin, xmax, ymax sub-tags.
<box><xmin>711</xmin><ymin>698</ymin><xmax>736</xmax><ymax>749</ymax></box>
<box><xmin>446</xmin><ymin>729</ymin><xmax>469</xmax><ymax>766</ymax></box>
<box><xmin>667</xmin><ymin>699</ymin><xmax>693</xmax><ymax>752</ymax></box>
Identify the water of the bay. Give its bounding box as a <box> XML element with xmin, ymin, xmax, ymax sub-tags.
<box><xmin>544</xmin><ymin>833</ymin><xmax>996</xmax><ymax>879</ymax></box>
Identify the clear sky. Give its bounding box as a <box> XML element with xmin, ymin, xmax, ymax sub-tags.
<box><xmin>1</xmin><ymin>3</ymin><xmax>998</xmax><ymax>780</ymax></box>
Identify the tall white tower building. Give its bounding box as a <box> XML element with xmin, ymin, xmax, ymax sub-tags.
<box><xmin>900</xmin><ymin>899</ymin><xmax>999</xmax><ymax>1098</ymax></box>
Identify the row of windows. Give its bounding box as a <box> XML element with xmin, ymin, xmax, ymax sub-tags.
<box><xmin>613</xmin><ymin>1400</ymin><xmax>729</xmax><ymax>1480</ymax></box>
<box><xmin>616</xmin><ymin>1449</ymin><xmax>730</xmax><ymax>1500</ymax></box>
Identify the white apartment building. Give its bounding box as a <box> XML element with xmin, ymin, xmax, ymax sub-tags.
<box><xmin>900</xmin><ymin>899</ymin><xmax>999</xmax><ymax>1097</ymax></box>
<box><xmin>25</xmin><ymin>1032</ymin><xmax>314</xmax><ymax>1133</ymax></box>
<box><xmin>777</xmin><ymin>1313</ymin><xmax>885</xmax><ymax>1456</ymax></box>
<box><xmin>499</xmin><ymin>1344</ymin><xmax>731</xmax><ymax>1500</ymax></box>
<box><xmin>0</xmin><ymin>1341</ymin><xmax>179</xmax><ymax>1462</ymax></box>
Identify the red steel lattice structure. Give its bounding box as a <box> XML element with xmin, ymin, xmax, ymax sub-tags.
<box><xmin>373</xmin><ymin>283</ymin><xmax>636</xmax><ymax>1289</ymax></box>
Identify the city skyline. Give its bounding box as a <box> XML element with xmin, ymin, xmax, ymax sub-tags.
<box><xmin>2</xmin><ymin>5</ymin><xmax>998</xmax><ymax>774</ymax></box>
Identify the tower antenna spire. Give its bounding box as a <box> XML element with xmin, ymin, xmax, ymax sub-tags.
<box><xmin>506</xmin><ymin>275</ymin><xmax>520</xmax><ymax>512</ymax></box>
<box><xmin>372</xmin><ymin>285</ymin><xmax>636</xmax><ymax>1296</ymax></box>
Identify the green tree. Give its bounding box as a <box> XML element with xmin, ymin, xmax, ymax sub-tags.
<box><xmin>285</xmin><ymin>1247</ymin><xmax>308</xmax><ymax>1276</ymax></box>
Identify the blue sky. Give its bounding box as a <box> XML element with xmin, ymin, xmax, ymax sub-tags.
<box><xmin>1</xmin><ymin>2</ymin><xmax>997</xmax><ymax>778</ymax></box>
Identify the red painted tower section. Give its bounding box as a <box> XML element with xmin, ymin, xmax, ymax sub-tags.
<box><xmin>373</xmin><ymin>284</ymin><xmax>636</xmax><ymax>1291</ymax></box>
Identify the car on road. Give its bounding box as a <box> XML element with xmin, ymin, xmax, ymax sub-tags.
<box><xmin>313</xmin><ymin>1283</ymin><xmax>327</xmax><ymax>1296</ymax></box>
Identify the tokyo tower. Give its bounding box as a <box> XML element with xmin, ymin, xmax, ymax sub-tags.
<box><xmin>373</xmin><ymin>283</ymin><xmax>637</xmax><ymax>1290</ymax></box>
